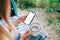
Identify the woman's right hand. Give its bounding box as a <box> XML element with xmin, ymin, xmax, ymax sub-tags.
<box><xmin>20</xmin><ymin>30</ymin><xmax>30</xmax><ymax>40</ymax></box>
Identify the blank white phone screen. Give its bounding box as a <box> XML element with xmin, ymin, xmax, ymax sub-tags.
<box><xmin>24</xmin><ymin>12</ymin><xmax>36</xmax><ymax>25</ymax></box>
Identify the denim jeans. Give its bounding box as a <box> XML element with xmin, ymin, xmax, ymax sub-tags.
<box><xmin>14</xmin><ymin>33</ymin><xmax>20</xmax><ymax>40</ymax></box>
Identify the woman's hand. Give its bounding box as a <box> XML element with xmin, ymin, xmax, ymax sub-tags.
<box><xmin>17</xmin><ymin>15</ymin><xmax>27</xmax><ymax>23</ymax></box>
<box><xmin>13</xmin><ymin>15</ymin><xmax>27</xmax><ymax>26</ymax></box>
<box><xmin>20</xmin><ymin>30</ymin><xmax>30</xmax><ymax>40</ymax></box>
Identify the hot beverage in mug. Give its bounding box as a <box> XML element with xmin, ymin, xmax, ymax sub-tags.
<box><xmin>30</xmin><ymin>23</ymin><xmax>41</xmax><ymax>37</ymax></box>
<box><xmin>31</xmin><ymin>26</ymin><xmax>39</xmax><ymax>32</ymax></box>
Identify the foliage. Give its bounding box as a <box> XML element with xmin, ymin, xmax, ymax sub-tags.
<box><xmin>17</xmin><ymin>0</ymin><xmax>36</xmax><ymax>9</ymax></box>
<box><xmin>57</xmin><ymin>17</ymin><xmax>60</xmax><ymax>23</ymax></box>
<box><xmin>57</xmin><ymin>29</ymin><xmax>60</xmax><ymax>35</ymax></box>
<box><xmin>47</xmin><ymin>19</ymin><xmax>54</xmax><ymax>26</ymax></box>
<box><xmin>17</xmin><ymin>0</ymin><xmax>60</xmax><ymax>9</ymax></box>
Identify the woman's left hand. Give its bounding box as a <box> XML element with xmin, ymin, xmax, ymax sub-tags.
<box><xmin>13</xmin><ymin>15</ymin><xmax>27</xmax><ymax>26</ymax></box>
<box><xmin>17</xmin><ymin>15</ymin><xmax>27</xmax><ymax>23</ymax></box>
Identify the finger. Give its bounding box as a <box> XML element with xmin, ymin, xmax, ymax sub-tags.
<box><xmin>21</xmin><ymin>14</ymin><xmax>27</xmax><ymax>18</ymax></box>
<box><xmin>19</xmin><ymin>33</ymin><xmax>23</xmax><ymax>38</ymax></box>
<box><xmin>18</xmin><ymin>15</ymin><xmax>27</xmax><ymax>21</ymax></box>
<box><xmin>25</xmin><ymin>30</ymin><xmax>30</xmax><ymax>36</ymax></box>
<box><xmin>22</xmin><ymin>15</ymin><xmax>27</xmax><ymax>19</ymax></box>
<box><xmin>19</xmin><ymin>33</ymin><xmax>22</xmax><ymax>36</ymax></box>
<box><xmin>23</xmin><ymin>14</ymin><xmax>28</xmax><ymax>17</ymax></box>
<box><xmin>27</xmin><ymin>31</ymin><xmax>30</xmax><ymax>36</ymax></box>
<box><xmin>24</xmin><ymin>30</ymin><xmax>30</xmax><ymax>34</ymax></box>
<box><xmin>25</xmin><ymin>31</ymin><xmax>30</xmax><ymax>37</ymax></box>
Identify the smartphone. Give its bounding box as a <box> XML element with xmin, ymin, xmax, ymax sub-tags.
<box><xmin>24</xmin><ymin>12</ymin><xmax>36</xmax><ymax>25</ymax></box>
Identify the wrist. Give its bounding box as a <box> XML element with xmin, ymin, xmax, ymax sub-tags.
<box><xmin>20</xmin><ymin>38</ymin><xmax>26</xmax><ymax>40</ymax></box>
<box><xmin>13</xmin><ymin>20</ymin><xmax>19</xmax><ymax>26</ymax></box>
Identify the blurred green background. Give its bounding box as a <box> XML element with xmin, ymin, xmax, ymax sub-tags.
<box><xmin>16</xmin><ymin>0</ymin><xmax>60</xmax><ymax>9</ymax></box>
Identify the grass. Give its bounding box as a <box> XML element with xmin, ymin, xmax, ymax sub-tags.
<box><xmin>57</xmin><ymin>29</ymin><xmax>60</xmax><ymax>40</ymax></box>
<box><xmin>57</xmin><ymin>17</ymin><xmax>60</xmax><ymax>23</ymax></box>
<box><xmin>57</xmin><ymin>29</ymin><xmax>60</xmax><ymax>34</ymax></box>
